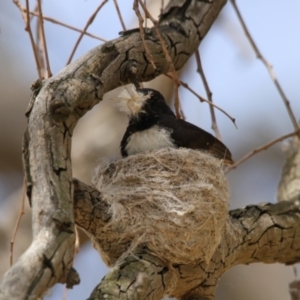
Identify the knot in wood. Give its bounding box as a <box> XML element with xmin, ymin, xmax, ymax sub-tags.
<box><xmin>102</xmin><ymin>41</ymin><xmax>116</xmax><ymax>53</ymax></box>
<box><xmin>126</xmin><ymin>61</ymin><xmax>138</xmax><ymax>77</ymax></box>
<box><xmin>50</xmin><ymin>100</ymin><xmax>71</xmax><ymax>122</ymax></box>
<box><xmin>66</xmin><ymin>267</ymin><xmax>80</xmax><ymax>288</ymax></box>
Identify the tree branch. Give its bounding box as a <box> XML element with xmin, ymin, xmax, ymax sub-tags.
<box><xmin>0</xmin><ymin>0</ymin><xmax>227</xmax><ymax>299</ymax></box>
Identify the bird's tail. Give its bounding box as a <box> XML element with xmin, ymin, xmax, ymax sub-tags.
<box><xmin>212</xmin><ymin>140</ymin><xmax>234</xmax><ymax>166</ymax></box>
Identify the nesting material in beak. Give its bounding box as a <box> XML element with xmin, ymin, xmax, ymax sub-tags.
<box><xmin>115</xmin><ymin>85</ymin><xmax>152</xmax><ymax>116</ymax></box>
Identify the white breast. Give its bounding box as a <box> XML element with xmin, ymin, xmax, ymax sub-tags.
<box><xmin>125</xmin><ymin>125</ymin><xmax>176</xmax><ymax>155</ymax></box>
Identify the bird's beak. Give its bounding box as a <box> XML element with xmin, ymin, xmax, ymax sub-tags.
<box><xmin>116</xmin><ymin>85</ymin><xmax>151</xmax><ymax>116</ymax></box>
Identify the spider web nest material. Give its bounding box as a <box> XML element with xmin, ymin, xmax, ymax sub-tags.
<box><xmin>92</xmin><ymin>148</ymin><xmax>229</xmax><ymax>265</ymax></box>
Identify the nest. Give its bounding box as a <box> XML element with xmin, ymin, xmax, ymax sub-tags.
<box><xmin>92</xmin><ymin>148</ymin><xmax>229</xmax><ymax>265</ymax></box>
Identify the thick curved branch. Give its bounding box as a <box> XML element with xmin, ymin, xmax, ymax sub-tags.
<box><xmin>88</xmin><ymin>247</ymin><xmax>174</xmax><ymax>300</ymax></box>
<box><xmin>0</xmin><ymin>1</ymin><xmax>227</xmax><ymax>299</ymax></box>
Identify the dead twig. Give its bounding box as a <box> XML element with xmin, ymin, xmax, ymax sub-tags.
<box><xmin>23</xmin><ymin>0</ymin><xmax>42</xmax><ymax>78</ymax></box>
<box><xmin>37</xmin><ymin>0</ymin><xmax>52</xmax><ymax>78</ymax></box>
<box><xmin>227</xmin><ymin>129</ymin><xmax>300</xmax><ymax>172</ymax></box>
<box><xmin>67</xmin><ymin>0</ymin><xmax>109</xmax><ymax>65</ymax></box>
<box><xmin>164</xmin><ymin>74</ymin><xmax>236</xmax><ymax>127</ymax></box>
<box><xmin>133</xmin><ymin>0</ymin><xmax>156</xmax><ymax>70</ymax></box>
<box><xmin>10</xmin><ymin>179</ymin><xmax>26</xmax><ymax>266</ymax></box>
<box><xmin>195</xmin><ymin>50</ymin><xmax>221</xmax><ymax>139</ymax></box>
<box><xmin>13</xmin><ymin>0</ymin><xmax>28</xmax><ymax>22</ymax></box>
<box><xmin>137</xmin><ymin>0</ymin><xmax>182</xmax><ymax>118</ymax></box>
<box><xmin>230</xmin><ymin>0</ymin><xmax>300</xmax><ymax>137</ymax></box>
<box><xmin>160</xmin><ymin>0</ymin><xmax>164</xmax><ymax>15</ymax></box>
<box><xmin>36</xmin><ymin>10</ymin><xmax>46</xmax><ymax>78</ymax></box>
<box><xmin>144</xmin><ymin>0</ymin><xmax>147</xmax><ymax>28</ymax></box>
<box><xmin>24</xmin><ymin>10</ymin><xmax>106</xmax><ymax>42</ymax></box>
<box><xmin>113</xmin><ymin>0</ymin><xmax>126</xmax><ymax>31</ymax></box>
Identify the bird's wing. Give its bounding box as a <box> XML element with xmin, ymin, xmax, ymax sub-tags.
<box><xmin>158</xmin><ymin>116</ymin><xmax>233</xmax><ymax>164</ymax></box>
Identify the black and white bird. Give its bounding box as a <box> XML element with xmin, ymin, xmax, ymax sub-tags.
<box><xmin>116</xmin><ymin>86</ymin><xmax>233</xmax><ymax>165</ymax></box>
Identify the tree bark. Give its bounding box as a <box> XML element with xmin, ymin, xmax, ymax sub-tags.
<box><xmin>0</xmin><ymin>0</ymin><xmax>228</xmax><ymax>299</ymax></box>
<box><xmin>3</xmin><ymin>0</ymin><xmax>299</xmax><ymax>298</ymax></box>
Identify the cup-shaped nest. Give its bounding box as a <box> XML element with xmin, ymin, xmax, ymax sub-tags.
<box><xmin>92</xmin><ymin>148</ymin><xmax>229</xmax><ymax>265</ymax></box>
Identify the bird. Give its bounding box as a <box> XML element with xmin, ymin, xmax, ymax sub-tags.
<box><xmin>116</xmin><ymin>86</ymin><xmax>233</xmax><ymax>165</ymax></box>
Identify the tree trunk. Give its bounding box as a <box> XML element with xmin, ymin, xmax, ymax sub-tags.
<box><xmin>1</xmin><ymin>0</ymin><xmax>300</xmax><ymax>299</ymax></box>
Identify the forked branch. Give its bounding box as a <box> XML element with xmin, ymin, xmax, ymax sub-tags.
<box><xmin>0</xmin><ymin>1</ymin><xmax>227</xmax><ymax>299</ymax></box>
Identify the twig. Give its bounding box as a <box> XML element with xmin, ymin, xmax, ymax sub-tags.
<box><xmin>36</xmin><ymin>13</ymin><xmax>46</xmax><ymax>78</ymax></box>
<box><xmin>160</xmin><ymin>0</ymin><xmax>164</xmax><ymax>15</ymax></box>
<box><xmin>37</xmin><ymin>0</ymin><xmax>52</xmax><ymax>78</ymax></box>
<box><xmin>113</xmin><ymin>0</ymin><xmax>126</xmax><ymax>31</ymax></box>
<box><xmin>138</xmin><ymin>0</ymin><xmax>179</xmax><ymax>84</ymax></box>
<box><xmin>164</xmin><ymin>73</ymin><xmax>237</xmax><ymax>127</ymax></box>
<box><xmin>24</xmin><ymin>0</ymin><xmax>42</xmax><ymax>78</ymax></box>
<box><xmin>137</xmin><ymin>0</ymin><xmax>182</xmax><ymax>118</ymax></box>
<box><xmin>132</xmin><ymin>0</ymin><xmax>156</xmax><ymax>70</ymax></box>
<box><xmin>24</xmin><ymin>10</ymin><xmax>106</xmax><ymax>42</ymax></box>
<box><xmin>177</xmin><ymin>92</ymin><xmax>186</xmax><ymax>120</ymax></box>
<box><xmin>195</xmin><ymin>50</ymin><xmax>221</xmax><ymax>139</ymax></box>
<box><xmin>144</xmin><ymin>0</ymin><xmax>147</xmax><ymax>28</ymax></box>
<box><xmin>13</xmin><ymin>0</ymin><xmax>28</xmax><ymax>22</ymax></box>
<box><xmin>74</xmin><ymin>225</ymin><xmax>80</xmax><ymax>254</ymax></box>
<box><xmin>10</xmin><ymin>179</ymin><xmax>26</xmax><ymax>266</ymax></box>
<box><xmin>173</xmin><ymin>84</ymin><xmax>184</xmax><ymax>119</ymax></box>
<box><xmin>62</xmin><ymin>225</ymin><xmax>80</xmax><ymax>300</ymax></box>
<box><xmin>230</xmin><ymin>0</ymin><xmax>300</xmax><ymax>137</ymax></box>
<box><xmin>67</xmin><ymin>0</ymin><xmax>109</xmax><ymax>65</ymax></box>
<box><xmin>62</xmin><ymin>285</ymin><xmax>69</xmax><ymax>300</ymax></box>
<box><xmin>227</xmin><ymin>129</ymin><xmax>300</xmax><ymax>172</ymax></box>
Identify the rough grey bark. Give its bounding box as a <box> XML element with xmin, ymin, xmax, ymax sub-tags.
<box><xmin>277</xmin><ymin>137</ymin><xmax>300</xmax><ymax>300</ymax></box>
<box><xmin>1</xmin><ymin>0</ymin><xmax>299</xmax><ymax>299</ymax></box>
<box><xmin>0</xmin><ymin>0</ymin><xmax>227</xmax><ymax>299</ymax></box>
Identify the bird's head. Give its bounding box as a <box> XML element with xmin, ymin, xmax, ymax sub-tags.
<box><xmin>116</xmin><ymin>86</ymin><xmax>171</xmax><ymax>119</ymax></box>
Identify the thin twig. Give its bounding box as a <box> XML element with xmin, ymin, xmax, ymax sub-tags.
<box><xmin>74</xmin><ymin>225</ymin><xmax>80</xmax><ymax>254</ymax></box>
<box><xmin>138</xmin><ymin>0</ymin><xmax>180</xmax><ymax>85</ymax></box>
<box><xmin>177</xmin><ymin>93</ymin><xmax>186</xmax><ymax>120</ymax></box>
<box><xmin>230</xmin><ymin>0</ymin><xmax>300</xmax><ymax>137</ymax></box>
<box><xmin>24</xmin><ymin>10</ymin><xmax>106</xmax><ymax>42</ymax></box>
<box><xmin>24</xmin><ymin>0</ymin><xmax>42</xmax><ymax>78</ymax></box>
<box><xmin>62</xmin><ymin>225</ymin><xmax>80</xmax><ymax>300</ymax></box>
<box><xmin>195</xmin><ymin>50</ymin><xmax>221</xmax><ymax>139</ymax></box>
<box><xmin>132</xmin><ymin>0</ymin><xmax>156</xmax><ymax>70</ymax></box>
<box><xmin>164</xmin><ymin>73</ymin><xmax>237</xmax><ymax>127</ymax></box>
<box><xmin>36</xmin><ymin>14</ymin><xmax>46</xmax><ymax>78</ymax></box>
<box><xmin>144</xmin><ymin>0</ymin><xmax>147</xmax><ymax>28</ymax></box>
<box><xmin>13</xmin><ymin>0</ymin><xmax>36</xmax><ymax>22</ymax></box>
<box><xmin>160</xmin><ymin>0</ymin><xmax>164</xmax><ymax>15</ymax></box>
<box><xmin>37</xmin><ymin>0</ymin><xmax>52</xmax><ymax>78</ymax></box>
<box><xmin>227</xmin><ymin>129</ymin><xmax>300</xmax><ymax>172</ymax></box>
<box><xmin>137</xmin><ymin>0</ymin><xmax>182</xmax><ymax>118</ymax></box>
<box><xmin>173</xmin><ymin>84</ymin><xmax>184</xmax><ymax>119</ymax></box>
<box><xmin>62</xmin><ymin>285</ymin><xmax>69</xmax><ymax>300</ymax></box>
<box><xmin>13</xmin><ymin>0</ymin><xmax>27</xmax><ymax>22</ymax></box>
<box><xmin>10</xmin><ymin>179</ymin><xmax>26</xmax><ymax>266</ymax></box>
<box><xmin>113</xmin><ymin>0</ymin><xmax>126</xmax><ymax>31</ymax></box>
<box><xmin>67</xmin><ymin>0</ymin><xmax>109</xmax><ymax>65</ymax></box>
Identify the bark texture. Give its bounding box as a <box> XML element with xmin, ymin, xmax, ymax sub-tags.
<box><xmin>1</xmin><ymin>0</ymin><xmax>299</xmax><ymax>299</ymax></box>
<box><xmin>277</xmin><ymin>137</ymin><xmax>300</xmax><ymax>300</ymax></box>
<box><xmin>0</xmin><ymin>0</ymin><xmax>227</xmax><ymax>299</ymax></box>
